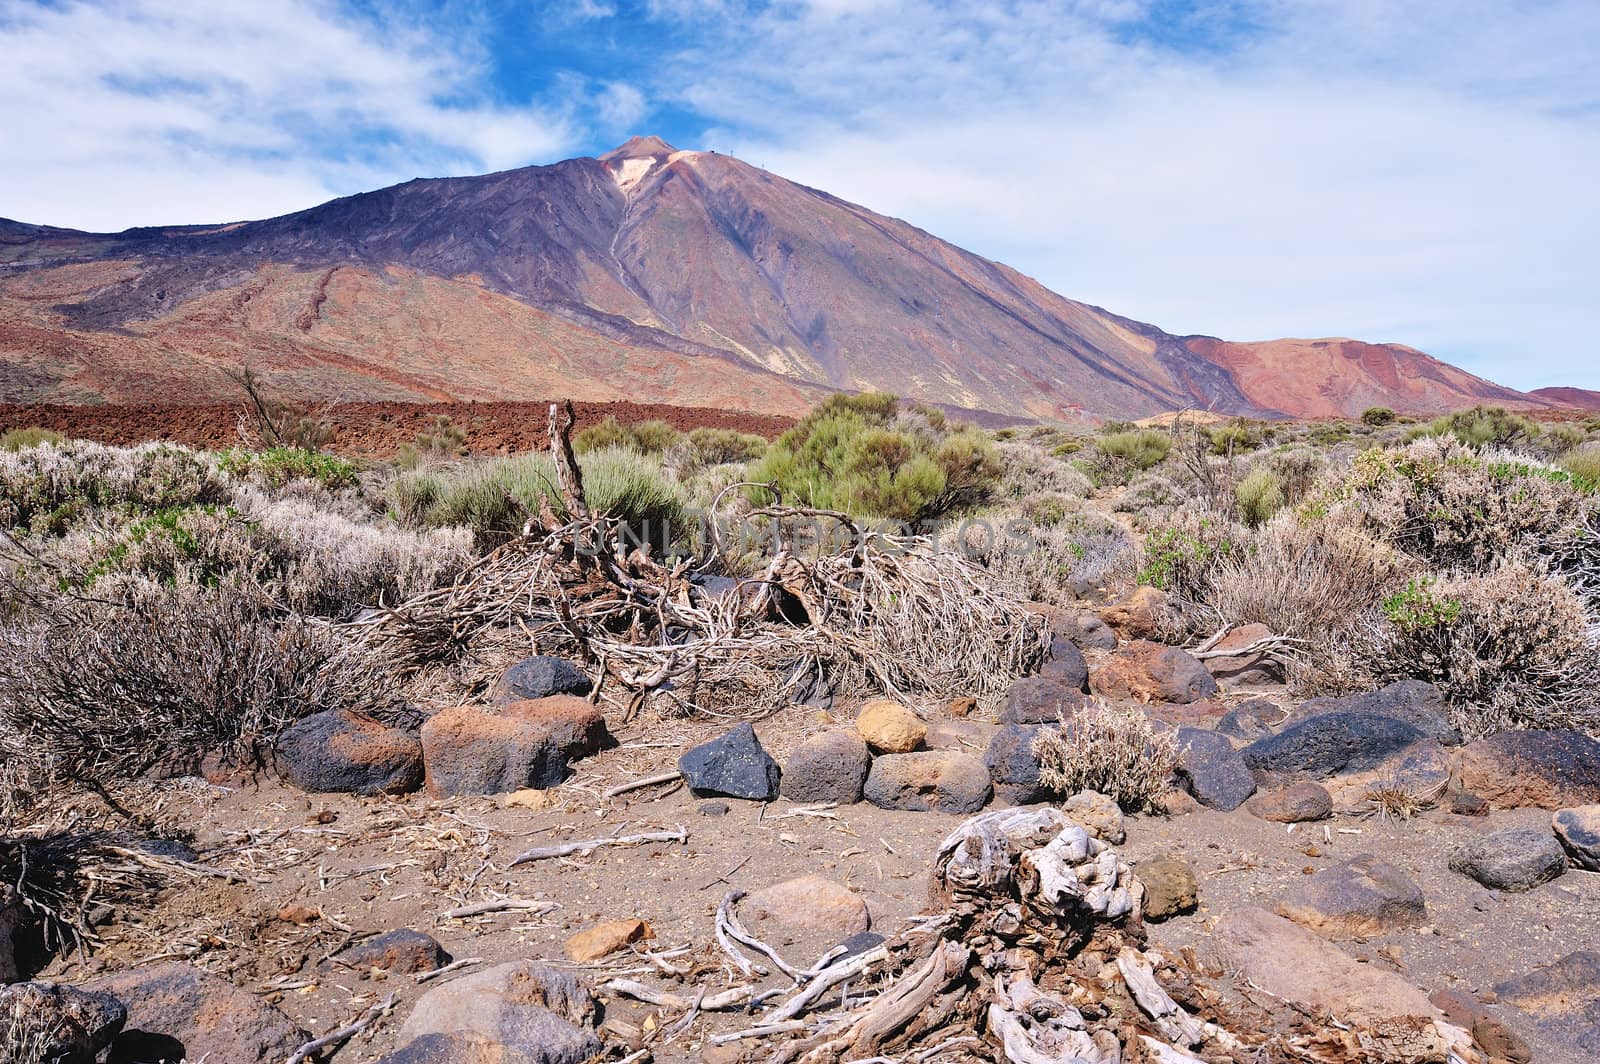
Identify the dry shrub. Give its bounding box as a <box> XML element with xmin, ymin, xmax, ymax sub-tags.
<box><xmin>966</xmin><ymin>507</ymin><xmax>1133</xmax><ymax>606</ymax></box>
<box><xmin>1032</xmin><ymin>700</ymin><xmax>1178</xmax><ymax>811</ymax></box>
<box><xmin>1362</xmin><ymin>558</ymin><xmax>1600</xmax><ymax>736</ymax></box>
<box><xmin>0</xmin><ymin>440</ymin><xmax>226</xmax><ymax>533</ymax></box>
<box><xmin>1333</xmin><ymin>437</ymin><xmax>1592</xmax><ymax>571</ymax></box>
<box><xmin>994</xmin><ymin>440</ymin><xmax>1093</xmax><ymax>502</ymax></box>
<box><xmin>1207</xmin><ymin>514</ymin><xmax>1413</xmax><ymax>644</ymax></box>
<box><xmin>1123</xmin><ymin>505</ymin><xmax>1248</xmax><ymax>632</ymax></box>
<box><xmin>0</xmin><ymin>582</ymin><xmax>401</xmax><ymax>796</ymax></box>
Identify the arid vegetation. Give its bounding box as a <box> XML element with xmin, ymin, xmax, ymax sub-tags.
<box><xmin>2</xmin><ymin>397</ymin><xmax>1598</xmax><ymax>1063</ymax></box>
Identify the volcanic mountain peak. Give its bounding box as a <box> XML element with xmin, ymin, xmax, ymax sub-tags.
<box><xmin>0</xmin><ymin>138</ymin><xmax>1562</xmax><ymax>419</ymax></box>
<box><xmin>601</xmin><ymin>135</ymin><xmax>679</xmax><ymax>161</ymax></box>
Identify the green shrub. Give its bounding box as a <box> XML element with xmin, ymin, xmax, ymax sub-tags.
<box><xmin>0</xmin><ymin>441</ymin><xmax>226</xmax><ymax>533</ymax></box>
<box><xmin>397</xmin><ymin>415</ymin><xmax>468</xmax><ymax>467</ymax></box>
<box><xmin>218</xmin><ymin>447</ymin><xmax>359</xmax><ymax>490</ymax></box>
<box><xmin>1208</xmin><ymin>419</ymin><xmax>1261</xmax><ymax>455</ymax></box>
<box><xmin>1235</xmin><ymin>467</ymin><xmax>1285</xmax><ymax>527</ymax></box>
<box><xmin>1559</xmin><ymin>443</ymin><xmax>1600</xmax><ymax>488</ymax></box>
<box><xmin>1428</xmin><ymin>405</ymin><xmax>1538</xmax><ymax>449</ymax></box>
<box><xmin>1098</xmin><ymin>430</ymin><xmax>1171</xmax><ymax>470</ymax></box>
<box><xmin>1361</xmin><ymin>407</ymin><xmax>1398</xmax><ymax>427</ymax></box>
<box><xmin>574</xmin><ymin>416</ymin><xmax>684</xmax><ymax>456</ymax></box>
<box><xmin>1135</xmin><ymin>515</ymin><xmax>1240</xmax><ymax>603</ymax></box>
<box><xmin>750</xmin><ymin>393</ymin><xmax>1000</xmax><ymax>522</ymax></box>
<box><xmin>0</xmin><ymin>427</ymin><xmax>64</xmax><ymax>451</ymax></box>
<box><xmin>392</xmin><ymin>448</ymin><xmax>686</xmax><ymax>551</ymax></box>
<box><xmin>684</xmin><ymin>427</ymin><xmax>769</xmax><ymax>467</ymax></box>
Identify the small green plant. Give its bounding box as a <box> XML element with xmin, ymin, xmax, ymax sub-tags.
<box><xmin>1208</xmin><ymin>419</ymin><xmax>1261</xmax><ymax>455</ymax></box>
<box><xmin>0</xmin><ymin>427</ymin><xmax>64</xmax><ymax>451</ymax></box>
<box><xmin>1382</xmin><ymin>577</ymin><xmax>1462</xmax><ymax>631</ymax></box>
<box><xmin>218</xmin><ymin>448</ymin><xmax>359</xmax><ymax>490</ymax></box>
<box><xmin>397</xmin><ymin>415</ymin><xmax>468</xmax><ymax>467</ymax></box>
<box><xmin>1136</xmin><ymin>522</ymin><xmax>1235</xmax><ymax>595</ymax></box>
<box><xmin>684</xmin><ymin>427</ymin><xmax>769</xmax><ymax>467</ymax></box>
<box><xmin>1559</xmin><ymin>443</ymin><xmax>1600</xmax><ymax>489</ymax></box>
<box><xmin>1235</xmin><ymin>467</ymin><xmax>1285</xmax><ymax>527</ymax></box>
<box><xmin>1361</xmin><ymin>407</ymin><xmax>1398</xmax><ymax>427</ymax></box>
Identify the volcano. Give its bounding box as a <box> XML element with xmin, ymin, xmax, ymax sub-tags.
<box><xmin>0</xmin><ymin>136</ymin><xmax>1543</xmax><ymax>421</ymax></box>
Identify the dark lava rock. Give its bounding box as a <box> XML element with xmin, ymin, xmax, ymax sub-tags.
<box><xmin>86</xmin><ymin>962</ymin><xmax>308</xmax><ymax>1064</ymax></box>
<box><xmin>1449</xmin><ymin>828</ymin><xmax>1568</xmax><ymax>892</ymax></box>
<box><xmin>1495</xmin><ymin>950</ymin><xmax>1600</xmax><ymax>1021</ymax></box>
<box><xmin>781</xmin><ymin>729</ymin><xmax>870</xmax><ymax>805</ymax></box>
<box><xmin>275</xmin><ymin>709</ymin><xmax>423</xmax><ymax>796</ymax></box>
<box><xmin>1000</xmin><ymin>676</ymin><xmax>1090</xmax><ymax>725</ymax></box>
<box><xmin>678</xmin><ymin>723</ymin><xmax>781</xmax><ymax>802</ymax></box>
<box><xmin>0</xmin><ymin>982</ymin><xmax>126</xmax><ymax>1064</ymax></box>
<box><xmin>1553</xmin><ymin>806</ymin><xmax>1600</xmax><ymax>872</ymax></box>
<box><xmin>490</xmin><ymin>656</ymin><xmax>592</xmax><ymax>704</ymax></box>
<box><xmin>984</xmin><ymin>724</ymin><xmax>1048</xmax><ymax>805</ymax></box>
<box><xmin>334</xmin><ymin>929</ymin><xmax>450</xmax><ymax>975</ymax></box>
<box><xmin>1039</xmin><ymin>636</ymin><xmax>1089</xmax><ymax>691</ymax></box>
<box><xmin>1175</xmin><ymin>727</ymin><xmax>1256</xmax><ymax>811</ymax></box>
<box><xmin>1297</xmin><ymin>680</ymin><xmax>1461</xmax><ymax>746</ymax></box>
<box><xmin>1241</xmin><ymin>712</ymin><xmax>1425</xmax><ymax>778</ymax></box>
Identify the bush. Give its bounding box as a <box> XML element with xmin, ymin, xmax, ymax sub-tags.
<box><xmin>0</xmin><ymin>582</ymin><xmax>401</xmax><ymax>790</ymax></box>
<box><xmin>751</xmin><ymin>393</ymin><xmax>1001</xmax><ymax>522</ymax></box>
<box><xmin>683</xmin><ymin>427</ymin><xmax>769</xmax><ymax>467</ymax></box>
<box><xmin>392</xmin><ymin>448</ymin><xmax>686</xmax><ymax>552</ymax></box>
<box><xmin>218</xmin><ymin>447</ymin><xmax>360</xmax><ymax>490</ymax></box>
<box><xmin>1361</xmin><ymin>407</ymin><xmax>1397</xmax><ymax>427</ymax></box>
<box><xmin>1363</xmin><ymin>559</ymin><xmax>1600</xmax><ymax>736</ymax></box>
<box><xmin>1032</xmin><ymin>700</ymin><xmax>1178</xmax><ymax>811</ymax></box>
<box><xmin>1560</xmin><ymin>443</ymin><xmax>1600</xmax><ymax>488</ymax></box>
<box><xmin>1134</xmin><ymin>511</ymin><xmax>1243</xmax><ymax>605</ymax></box>
<box><xmin>1330</xmin><ymin>437</ymin><xmax>1592</xmax><ymax>571</ymax></box>
<box><xmin>1208</xmin><ymin>419</ymin><xmax>1262</xmax><ymax>455</ymax></box>
<box><xmin>0</xmin><ymin>441</ymin><xmax>226</xmax><ymax>533</ymax></box>
<box><xmin>969</xmin><ymin>508</ymin><xmax>1133</xmax><ymax>606</ymax></box>
<box><xmin>397</xmin><ymin>415</ymin><xmax>468</xmax><ymax>467</ymax></box>
<box><xmin>1098</xmin><ymin>429</ymin><xmax>1171</xmax><ymax>470</ymax></box>
<box><xmin>0</xmin><ymin>427</ymin><xmax>64</xmax><ymax>452</ymax></box>
<box><xmin>1428</xmin><ymin>405</ymin><xmax>1538</xmax><ymax>449</ymax></box>
<box><xmin>574</xmin><ymin>416</ymin><xmax>684</xmax><ymax>456</ymax></box>
<box><xmin>1235</xmin><ymin>467</ymin><xmax>1284</xmax><ymax>527</ymax></box>
<box><xmin>994</xmin><ymin>441</ymin><xmax>1092</xmax><ymax>503</ymax></box>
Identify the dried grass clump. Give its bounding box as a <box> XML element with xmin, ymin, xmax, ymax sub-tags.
<box><xmin>1033</xmin><ymin>701</ymin><xmax>1178</xmax><ymax>811</ymax></box>
<box><xmin>0</xmin><ymin>582</ymin><xmax>400</xmax><ymax>795</ymax></box>
<box><xmin>1207</xmin><ymin>514</ymin><xmax>1413</xmax><ymax>645</ymax></box>
<box><xmin>1361</xmin><ymin>558</ymin><xmax>1600</xmax><ymax>736</ymax></box>
<box><xmin>965</xmin><ymin>507</ymin><xmax>1132</xmax><ymax>606</ymax></box>
<box><xmin>994</xmin><ymin>440</ymin><xmax>1092</xmax><ymax>502</ymax></box>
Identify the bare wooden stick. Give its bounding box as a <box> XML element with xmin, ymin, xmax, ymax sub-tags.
<box><xmin>605</xmin><ymin>978</ymin><xmax>755</xmax><ymax>1011</ymax></box>
<box><xmin>602</xmin><ymin>771</ymin><xmax>682</xmax><ymax>799</ymax></box>
<box><xmin>440</xmin><ymin>899</ymin><xmax>555</xmax><ymax>920</ymax></box>
<box><xmin>285</xmin><ymin>992</ymin><xmax>397</xmax><ymax>1064</ymax></box>
<box><xmin>713</xmin><ymin>891</ymin><xmax>767</xmax><ymax>979</ymax></box>
<box><xmin>508</xmin><ymin>828</ymin><xmax>687</xmax><ymax>866</ymax></box>
<box><xmin>710</xmin><ymin>1019</ymin><xmax>809</xmax><ymax>1044</ymax></box>
<box><xmin>415</xmin><ymin>957</ymin><xmax>483</xmax><ymax>984</ymax></box>
<box><xmin>764</xmin><ymin>944</ymin><xmax>891</xmax><ymax>1023</ymax></box>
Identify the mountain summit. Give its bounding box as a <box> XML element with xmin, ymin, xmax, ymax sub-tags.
<box><xmin>0</xmin><ymin>138</ymin><xmax>1537</xmax><ymax>419</ymax></box>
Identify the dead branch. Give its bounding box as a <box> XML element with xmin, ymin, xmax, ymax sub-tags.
<box><xmin>285</xmin><ymin>992</ymin><xmax>397</xmax><ymax>1064</ymax></box>
<box><xmin>508</xmin><ymin>828</ymin><xmax>687</xmax><ymax>865</ymax></box>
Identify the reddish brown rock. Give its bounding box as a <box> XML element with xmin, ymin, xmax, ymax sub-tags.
<box><xmin>85</xmin><ymin>962</ymin><xmax>308</xmax><ymax>1064</ymax></box>
<box><xmin>564</xmin><ymin>919</ymin><xmax>650</xmax><ymax>963</ymax></box>
<box><xmin>421</xmin><ymin>696</ymin><xmax>611</xmax><ymax>797</ymax></box>
<box><xmin>1453</xmin><ymin>730</ymin><xmax>1600</xmax><ymax>810</ymax></box>
<box><xmin>1428</xmin><ymin>989</ymin><xmax>1532</xmax><ymax>1064</ymax></box>
<box><xmin>275</xmin><ymin>709</ymin><xmax>424</xmax><ymax>796</ymax></box>
<box><xmin>742</xmin><ymin>875</ymin><xmax>870</xmax><ymax>935</ymax></box>
<box><xmin>1248</xmin><ymin>781</ymin><xmax>1334</xmax><ymax>823</ymax></box>
<box><xmin>1098</xmin><ymin>586</ymin><xmax>1168</xmax><ymax>640</ymax></box>
<box><xmin>1275</xmin><ymin>855</ymin><xmax>1427</xmax><ymax>938</ymax></box>
<box><xmin>1203</xmin><ymin>622</ymin><xmax>1279</xmax><ymax>685</ymax></box>
<box><xmin>1089</xmin><ymin>641</ymin><xmax>1219</xmax><ymax>705</ymax></box>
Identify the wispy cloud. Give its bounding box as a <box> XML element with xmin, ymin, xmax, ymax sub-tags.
<box><xmin>0</xmin><ymin>0</ymin><xmax>584</xmax><ymax>228</ymax></box>
<box><xmin>646</xmin><ymin>0</ymin><xmax>1600</xmax><ymax>389</ymax></box>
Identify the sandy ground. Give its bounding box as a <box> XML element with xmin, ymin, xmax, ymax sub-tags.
<box><xmin>31</xmin><ymin>696</ymin><xmax>1599</xmax><ymax>1063</ymax></box>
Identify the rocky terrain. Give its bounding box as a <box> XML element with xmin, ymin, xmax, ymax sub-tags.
<box><xmin>3</xmin><ymin>398</ymin><xmax>1599</xmax><ymax>1063</ymax></box>
<box><xmin>0</xmin><ymin>137</ymin><xmax>1548</xmax><ymax>421</ymax></box>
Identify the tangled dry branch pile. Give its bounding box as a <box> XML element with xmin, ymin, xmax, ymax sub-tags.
<box><xmin>603</xmin><ymin>807</ymin><xmax>1473</xmax><ymax>1063</ymax></box>
<box><xmin>353</xmin><ymin>403</ymin><xmax>1047</xmax><ymax>716</ymax></box>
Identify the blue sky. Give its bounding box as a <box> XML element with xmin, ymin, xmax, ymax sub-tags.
<box><xmin>2</xmin><ymin>0</ymin><xmax>1597</xmax><ymax>391</ymax></box>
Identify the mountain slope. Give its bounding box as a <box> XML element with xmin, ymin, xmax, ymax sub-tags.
<box><xmin>0</xmin><ymin>136</ymin><xmax>1545</xmax><ymax>420</ymax></box>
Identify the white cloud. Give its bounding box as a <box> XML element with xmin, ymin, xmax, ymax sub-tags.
<box><xmin>659</xmin><ymin>0</ymin><xmax>1600</xmax><ymax>390</ymax></box>
<box><xmin>0</xmin><ymin>0</ymin><xmax>577</xmax><ymax>228</ymax></box>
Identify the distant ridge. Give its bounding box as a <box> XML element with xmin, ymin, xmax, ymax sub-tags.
<box><xmin>0</xmin><ymin>138</ymin><xmax>1559</xmax><ymax>420</ymax></box>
